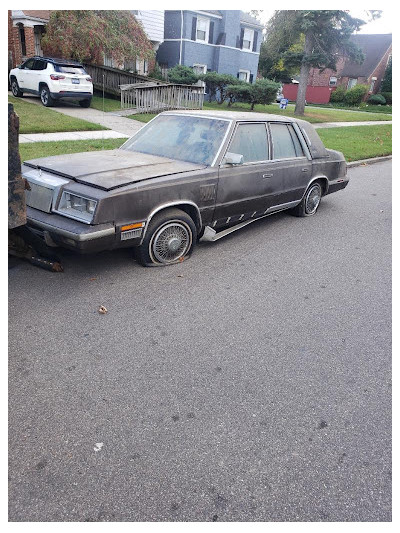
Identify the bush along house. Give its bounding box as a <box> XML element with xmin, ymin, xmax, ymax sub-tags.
<box><xmin>282</xmin><ymin>33</ymin><xmax>392</xmax><ymax>104</ymax></box>
<box><xmin>156</xmin><ymin>10</ymin><xmax>263</xmax><ymax>85</ymax></box>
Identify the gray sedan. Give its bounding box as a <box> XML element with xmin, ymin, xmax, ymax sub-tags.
<box><xmin>22</xmin><ymin>110</ymin><xmax>348</xmax><ymax>266</ymax></box>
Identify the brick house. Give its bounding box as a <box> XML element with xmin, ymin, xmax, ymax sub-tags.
<box><xmin>8</xmin><ymin>10</ymin><xmax>50</xmax><ymax>70</ymax></box>
<box><xmin>283</xmin><ymin>33</ymin><xmax>392</xmax><ymax>104</ymax></box>
<box><xmin>156</xmin><ymin>10</ymin><xmax>263</xmax><ymax>83</ymax></box>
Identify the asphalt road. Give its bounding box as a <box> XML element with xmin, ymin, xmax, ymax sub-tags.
<box><xmin>8</xmin><ymin>161</ymin><xmax>392</xmax><ymax>522</ymax></box>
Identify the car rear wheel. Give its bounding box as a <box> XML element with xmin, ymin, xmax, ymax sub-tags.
<box><xmin>290</xmin><ymin>181</ymin><xmax>322</xmax><ymax>217</ymax></box>
<box><xmin>136</xmin><ymin>208</ymin><xmax>197</xmax><ymax>267</ymax></box>
<box><xmin>40</xmin><ymin>85</ymin><xmax>54</xmax><ymax>107</ymax></box>
<box><xmin>79</xmin><ymin>98</ymin><xmax>92</xmax><ymax>108</ymax></box>
<box><xmin>11</xmin><ymin>78</ymin><xmax>23</xmax><ymax>97</ymax></box>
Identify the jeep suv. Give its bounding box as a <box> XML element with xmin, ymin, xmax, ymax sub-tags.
<box><xmin>9</xmin><ymin>57</ymin><xmax>93</xmax><ymax>107</ymax></box>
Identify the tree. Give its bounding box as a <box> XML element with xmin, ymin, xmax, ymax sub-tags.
<box><xmin>266</xmin><ymin>10</ymin><xmax>372</xmax><ymax>115</ymax></box>
<box><xmin>167</xmin><ymin>65</ymin><xmax>199</xmax><ymax>85</ymax></box>
<box><xmin>41</xmin><ymin>10</ymin><xmax>154</xmax><ymax>66</ymax></box>
<box><xmin>381</xmin><ymin>56</ymin><xmax>392</xmax><ymax>92</ymax></box>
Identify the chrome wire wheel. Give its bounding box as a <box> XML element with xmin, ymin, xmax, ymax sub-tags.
<box><xmin>305</xmin><ymin>184</ymin><xmax>322</xmax><ymax>215</ymax></box>
<box><xmin>150</xmin><ymin>221</ymin><xmax>192</xmax><ymax>264</ymax></box>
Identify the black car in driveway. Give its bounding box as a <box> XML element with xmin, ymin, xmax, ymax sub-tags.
<box><xmin>21</xmin><ymin>110</ymin><xmax>348</xmax><ymax>266</ymax></box>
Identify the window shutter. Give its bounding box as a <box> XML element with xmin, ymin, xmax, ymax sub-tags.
<box><xmin>239</xmin><ymin>28</ymin><xmax>244</xmax><ymax>49</ymax></box>
<box><xmin>191</xmin><ymin>17</ymin><xmax>197</xmax><ymax>41</ymax></box>
<box><xmin>209</xmin><ymin>21</ymin><xmax>214</xmax><ymax>44</ymax></box>
<box><xmin>252</xmin><ymin>31</ymin><xmax>258</xmax><ymax>52</ymax></box>
<box><xmin>237</xmin><ymin>72</ymin><xmax>240</xmax><ymax>78</ymax></box>
<box><xmin>236</xmin><ymin>36</ymin><xmax>240</xmax><ymax>48</ymax></box>
<box><xmin>249</xmin><ymin>74</ymin><xmax>254</xmax><ymax>83</ymax></box>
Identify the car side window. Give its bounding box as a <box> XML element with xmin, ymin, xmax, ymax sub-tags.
<box><xmin>228</xmin><ymin>123</ymin><xmax>269</xmax><ymax>163</ymax></box>
<box><xmin>33</xmin><ymin>59</ymin><xmax>47</xmax><ymax>70</ymax></box>
<box><xmin>270</xmin><ymin>123</ymin><xmax>304</xmax><ymax>159</ymax></box>
<box><xmin>22</xmin><ymin>58</ymin><xmax>35</xmax><ymax>70</ymax></box>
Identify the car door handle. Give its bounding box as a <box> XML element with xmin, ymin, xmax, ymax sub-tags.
<box><xmin>262</xmin><ymin>173</ymin><xmax>273</xmax><ymax>178</ymax></box>
<box><xmin>301</xmin><ymin>168</ymin><xmax>309</xmax><ymax>172</ymax></box>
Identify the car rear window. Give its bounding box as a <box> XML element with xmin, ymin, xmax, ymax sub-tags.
<box><xmin>54</xmin><ymin>65</ymin><xmax>87</xmax><ymax>75</ymax></box>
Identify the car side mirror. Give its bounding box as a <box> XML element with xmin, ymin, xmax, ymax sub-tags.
<box><xmin>223</xmin><ymin>152</ymin><xmax>244</xmax><ymax>165</ymax></box>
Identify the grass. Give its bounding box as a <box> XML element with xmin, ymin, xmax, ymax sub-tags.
<box><xmin>19</xmin><ymin>138</ymin><xmax>126</xmax><ymax>162</ymax></box>
<box><xmin>9</xmin><ymin>96</ymin><xmax>108</xmax><ymax>134</ymax></box>
<box><xmin>317</xmin><ymin>124</ymin><xmax>392</xmax><ymax>162</ymax></box>
<box><xmin>90</xmin><ymin>94</ymin><xmax>123</xmax><ymax>112</ymax></box>
<box><xmin>125</xmin><ymin>101</ymin><xmax>392</xmax><ymax>125</ymax></box>
<box><xmin>307</xmin><ymin>102</ymin><xmax>392</xmax><ymax>114</ymax></box>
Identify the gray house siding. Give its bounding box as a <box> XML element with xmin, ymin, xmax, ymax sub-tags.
<box><xmin>157</xmin><ymin>10</ymin><xmax>262</xmax><ymax>82</ymax></box>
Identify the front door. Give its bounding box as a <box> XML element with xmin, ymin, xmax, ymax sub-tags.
<box><xmin>214</xmin><ymin>122</ymin><xmax>286</xmax><ymax>228</ymax></box>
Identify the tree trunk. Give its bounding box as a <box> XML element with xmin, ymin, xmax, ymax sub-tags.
<box><xmin>294</xmin><ymin>31</ymin><xmax>313</xmax><ymax>116</ymax></box>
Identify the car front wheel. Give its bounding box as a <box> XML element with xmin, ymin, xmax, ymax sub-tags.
<box><xmin>11</xmin><ymin>78</ymin><xmax>23</xmax><ymax>97</ymax></box>
<box><xmin>290</xmin><ymin>181</ymin><xmax>322</xmax><ymax>217</ymax></box>
<box><xmin>40</xmin><ymin>85</ymin><xmax>54</xmax><ymax>107</ymax></box>
<box><xmin>136</xmin><ymin>208</ymin><xmax>197</xmax><ymax>267</ymax></box>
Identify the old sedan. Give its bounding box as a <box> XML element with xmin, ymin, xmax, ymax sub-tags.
<box><xmin>22</xmin><ymin>111</ymin><xmax>348</xmax><ymax>266</ymax></box>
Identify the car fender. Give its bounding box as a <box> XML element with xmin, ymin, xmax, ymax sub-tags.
<box><xmin>140</xmin><ymin>201</ymin><xmax>202</xmax><ymax>243</ymax></box>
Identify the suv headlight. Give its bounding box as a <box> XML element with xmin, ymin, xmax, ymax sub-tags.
<box><xmin>56</xmin><ymin>191</ymin><xmax>97</xmax><ymax>223</ymax></box>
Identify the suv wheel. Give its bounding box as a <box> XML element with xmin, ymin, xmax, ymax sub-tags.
<box><xmin>40</xmin><ymin>85</ymin><xmax>54</xmax><ymax>107</ymax></box>
<box><xmin>79</xmin><ymin>98</ymin><xmax>92</xmax><ymax>108</ymax></box>
<box><xmin>11</xmin><ymin>78</ymin><xmax>23</xmax><ymax>97</ymax></box>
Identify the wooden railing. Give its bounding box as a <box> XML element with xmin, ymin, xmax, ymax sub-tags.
<box><xmin>83</xmin><ymin>64</ymin><xmax>163</xmax><ymax>96</ymax></box>
<box><xmin>120</xmin><ymin>83</ymin><xmax>204</xmax><ymax>113</ymax></box>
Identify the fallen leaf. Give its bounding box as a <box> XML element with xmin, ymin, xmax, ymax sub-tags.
<box><xmin>177</xmin><ymin>274</ymin><xmax>184</xmax><ymax>278</ymax></box>
<box><xmin>98</xmin><ymin>305</ymin><xmax>108</xmax><ymax>314</ymax></box>
<box><xmin>89</xmin><ymin>277</ymin><xmax>97</xmax><ymax>281</ymax></box>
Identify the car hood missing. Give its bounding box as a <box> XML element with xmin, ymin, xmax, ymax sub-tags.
<box><xmin>24</xmin><ymin>149</ymin><xmax>207</xmax><ymax>191</ymax></box>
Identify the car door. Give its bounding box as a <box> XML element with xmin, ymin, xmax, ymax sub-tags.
<box><xmin>214</xmin><ymin>122</ymin><xmax>286</xmax><ymax>227</ymax></box>
<box><xmin>29</xmin><ymin>59</ymin><xmax>47</xmax><ymax>93</ymax></box>
<box><xmin>17</xmin><ymin>58</ymin><xmax>36</xmax><ymax>91</ymax></box>
<box><xmin>266</xmin><ymin>122</ymin><xmax>312</xmax><ymax>206</ymax></box>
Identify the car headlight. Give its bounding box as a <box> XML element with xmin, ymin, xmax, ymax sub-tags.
<box><xmin>57</xmin><ymin>191</ymin><xmax>97</xmax><ymax>223</ymax></box>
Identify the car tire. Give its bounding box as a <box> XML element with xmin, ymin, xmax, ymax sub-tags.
<box><xmin>10</xmin><ymin>78</ymin><xmax>23</xmax><ymax>97</ymax></box>
<box><xmin>290</xmin><ymin>181</ymin><xmax>322</xmax><ymax>217</ymax></box>
<box><xmin>79</xmin><ymin>98</ymin><xmax>92</xmax><ymax>108</ymax></box>
<box><xmin>40</xmin><ymin>85</ymin><xmax>54</xmax><ymax>107</ymax></box>
<box><xmin>136</xmin><ymin>208</ymin><xmax>197</xmax><ymax>267</ymax></box>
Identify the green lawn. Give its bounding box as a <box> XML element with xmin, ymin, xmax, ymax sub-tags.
<box><xmin>317</xmin><ymin>125</ymin><xmax>392</xmax><ymax>162</ymax></box>
<box><xmin>90</xmin><ymin>94</ymin><xmax>122</xmax><ymax>112</ymax></box>
<box><xmin>307</xmin><ymin>102</ymin><xmax>392</xmax><ymax>114</ymax></box>
<box><xmin>202</xmin><ymin>101</ymin><xmax>392</xmax><ymax>123</ymax></box>
<box><xmin>9</xmin><ymin>96</ymin><xmax>108</xmax><ymax>134</ymax></box>
<box><xmin>19</xmin><ymin>138</ymin><xmax>126</xmax><ymax>162</ymax></box>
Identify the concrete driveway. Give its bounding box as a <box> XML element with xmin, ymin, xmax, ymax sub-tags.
<box><xmin>8</xmin><ymin>161</ymin><xmax>391</xmax><ymax>522</ymax></box>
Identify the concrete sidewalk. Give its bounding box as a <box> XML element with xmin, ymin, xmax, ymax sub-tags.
<box><xmin>19</xmin><ymin>130</ymin><xmax>130</xmax><ymax>144</ymax></box>
<box><xmin>314</xmin><ymin>120</ymin><xmax>392</xmax><ymax>129</ymax></box>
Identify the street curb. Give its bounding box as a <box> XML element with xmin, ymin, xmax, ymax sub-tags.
<box><xmin>347</xmin><ymin>155</ymin><xmax>392</xmax><ymax>168</ymax></box>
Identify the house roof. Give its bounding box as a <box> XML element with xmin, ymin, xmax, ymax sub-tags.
<box><xmin>239</xmin><ymin>12</ymin><xmax>264</xmax><ymax>28</ymax></box>
<box><xmin>340</xmin><ymin>33</ymin><xmax>392</xmax><ymax>78</ymax></box>
<box><xmin>22</xmin><ymin>10</ymin><xmax>50</xmax><ymax>21</ymax></box>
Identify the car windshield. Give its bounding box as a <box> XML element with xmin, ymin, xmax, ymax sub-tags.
<box><xmin>54</xmin><ymin>65</ymin><xmax>87</xmax><ymax>75</ymax></box>
<box><xmin>121</xmin><ymin>115</ymin><xmax>230</xmax><ymax>166</ymax></box>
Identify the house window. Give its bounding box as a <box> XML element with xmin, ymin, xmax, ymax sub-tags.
<box><xmin>369</xmin><ymin>79</ymin><xmax>376</xmax><ymax>92</ymax></box>
<box><xmin>104</xmin><ymin>55</ymin><xmax>114</xmax><ymax>68</ymax></box>
<box><xmin>242</xmin><ymin>28</ymin><xmax>254</xmax><ymax>50</ymax></box>
<box><xmin>347</xmin><ymin>78</ymin><xmax>357</xmax><ymax>90</ymax></box>
<box><xmin>143</xmin><ymin>60</ymin><xmax>148</xmax><ymax>75</ymax></box>
<box><xmin>18</xmin><ymin>24</ymin><xmax>26</xmax><ymax>57</ymax></box>
<box><xmin>193</xmin><ymin>64</ymin><xmax>207</xmax><ymax>92</ymax></box>
<box><xmin>238</xmin><ymin>70</ymin><xmax>250</xmax><ymax>82</ymax></box>
<box><xmin>196</xmin><ymin>17</ymin><xmax>210</xmax><ymax>42</ymax></box>
<box><xmin>329</xmin><ymin>76</ymin><xmax>337</xmax><ymax>87</ymax></box>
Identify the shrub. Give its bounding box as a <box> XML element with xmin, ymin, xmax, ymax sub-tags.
<box><xmin>167</xmin><ymin>65</ymin><xmax>199</xmax><ymax>85</ymax></box>
<box><xmin>200</xmin><ymin>72</ymin><xmax>239</xmax><ymax>103</ymax></box>
<box><xmin>248</xmin><ymin>79</ymin><xmax>280</xmax><ymax>109</ymax></box>
<box><xmin>330</xmin><ymin>85</ymin><xmax>346</xmax><ymax>103</ymax></box>
<box><xmin>367</xmin><ymin>93</ymin><xmax>386</xmax><ymax>105</ymax></box>
<box><xmin>343</xmin><ymin>85</ymin><xmax>369</xmax><ymax>106</ymax></box>
<box><xmin>380</xmin><ymin>92</ymin><xmax>392</xmax><ymax>105</ymax></box>
<box><xmin>148</xmin><ymin>62</ymin><xmax>165</xmax><ymax>81</ymax></box>
<box><xmin>226</xmin><ymin>84</ymin><xmax>251</xmax><ymax>106</ymax></box>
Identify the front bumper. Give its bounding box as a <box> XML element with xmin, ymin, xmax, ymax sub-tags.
<box><xmin>26</xmin><ymin>206</ymin><xmax>116</xmax><ymax>253</ymax></box>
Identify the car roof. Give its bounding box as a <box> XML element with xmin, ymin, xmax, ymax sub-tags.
<box><xmin>30</xmin><ymin>56</ymin><xmax>84</xmax><ymax>66</ymax></box>
<box><xmin>162</xmin><ymin>109</ymin><xmax>298</xmax><ymax>123</ymax></box>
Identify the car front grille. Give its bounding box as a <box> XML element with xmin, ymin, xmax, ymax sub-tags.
<box><xmin>25</xmin><ymin>182</ymin><xmax>53</xmax><ymax>213</ymax></box>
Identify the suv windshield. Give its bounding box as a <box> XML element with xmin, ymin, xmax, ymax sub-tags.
<box><xmin>54</xmin><ymin>65</ymin><xmax>87</xmax><ymax>75</ymax></box>
<box><xmin>121</xmin><ymin>115</ymin><xmax>230</xmax><ymax>166</ymax></box>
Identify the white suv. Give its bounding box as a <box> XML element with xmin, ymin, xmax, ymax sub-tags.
<box><xmin>9</xmin><ymin>56</ymin><xmax>93</xmax><ymax>107</ymax></box>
